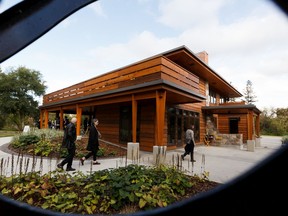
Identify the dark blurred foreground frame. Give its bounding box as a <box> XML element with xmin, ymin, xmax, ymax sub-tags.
<box><xmin>0</xmin><ymin>0</ymin><xmax>287</xmax><ymax>215</ymax></box>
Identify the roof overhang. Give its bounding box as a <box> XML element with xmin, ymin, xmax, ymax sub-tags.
<box><xmin>162</xmin><ymin>45</ymin><xmax>242</xmax><ymax>98</ymax></box>
<box><xmin>202</xmin><ymin>104</ymin><xmax>262</xmax><ymax>114</ymax></box>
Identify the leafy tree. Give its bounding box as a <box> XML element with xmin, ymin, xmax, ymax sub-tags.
<box><xmin>275</xmin><ymin>108</ymin><xmax>288</xmax><ymax>135</ymax></box>
<box><xmin>243</xmin><ymin>80</ymin><xmax>257</xmax><ymax>104</ymax></box>
<box><xmin>0</xmin><ymin>66</ymin><xmax>47</xmax><ymax>130</ymax></box>
<box><xmin>260</xmin><ymin>107</ymin><xmax>288</xmax><ymax>136</ymax></box>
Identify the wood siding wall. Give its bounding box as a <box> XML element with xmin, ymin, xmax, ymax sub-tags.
<box><xmin>217</xmin><ymin>114</ymin><xmax>248</xmax><ymax>143</ymax></box>
<box><xmin>139</xmin><ymin>103</ymin><xmax>156</xmax><ymax>151</ymax></box>
<box><xmin>94</xmin><ymin>101</ymin><xmax>162</xmax><ymax>152</ymax></box>
<box><xmin>96</xmin><ymin>104</ymin><xmax>120</xmax><ymax>144</ymax></box>
<box><xmin>43</xmin><ymin>56</ymin><xmax>200</xmax><ymax>106</ymax></box>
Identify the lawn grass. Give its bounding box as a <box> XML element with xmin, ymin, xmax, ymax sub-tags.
<box><xmin>0</xmin><ymin>130</ymin><xmax>20</xmax><ymax>137</ymax></box>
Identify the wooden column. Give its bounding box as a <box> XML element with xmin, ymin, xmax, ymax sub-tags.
<box><xmin>132</xmin><ymin>94</ymin><xmax>138</xmax><ymax>143</ymax></box>
<box><xmin>256</xmin><ymin>113</ymin><xmax>260</xmax><ymax>137</ymax></box>
<box><xmin>76</xmin><ymin>105</ymin><xmax>82</xmax><ymax>136</ymax></box>
<box><xmin>155</xmin><ymin>90</ymin><xmax>166</xmax><ymax>146</ymax></box>
<box><xmin>44</xmin><ymin>110</ymin><xmax>49</xmax><ymax>129</ymax></box>
<box><xmin>39</xmin><ymin>110</ymin><xmax>43</xmax><ymax>129</ymax></box>
<box><xmin>247</xmin><ymin>110</ymin><xmax>253</xmax><ymax>140</ymax></box>
<box><xmin>59</xmin><ymin>108</ymin><xmax>64</xmax><ymax>130</ymax></box>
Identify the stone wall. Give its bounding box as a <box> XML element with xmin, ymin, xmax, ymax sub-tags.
<box><xmin>212</xmin><ymin>134</ymin><xmax>243</xmax><ymax>146</ymax></box>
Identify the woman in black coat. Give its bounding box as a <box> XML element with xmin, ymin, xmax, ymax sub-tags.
<box><xmin>80</xmin><ymin>118</ymin><xmax>101</xmax><ymax>165</ymax></box>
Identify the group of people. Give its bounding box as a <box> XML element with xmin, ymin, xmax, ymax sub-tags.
<box><xmin>57</xmin><ymin>117</ymin><xmax>196</xmax><ymax>171</ymax></box>
<box><xmin>45</xmin><ymin>116</ymin><xmax>68</xmax><ymax>130</ymax></box>
<box><xmin>57</xmin><ymin>117</ymin><xmax>101</xmax><ymax>171</ymax></box>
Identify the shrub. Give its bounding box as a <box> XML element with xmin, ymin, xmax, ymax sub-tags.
<box><xmin>0</xmin><ymin>164</ymin><xmax>219</xmax><ymax>214</ymax></box>
<box><xmin>281</xmin><ymin>135</ymin><xmax>288</xmax><ymax>145</ymax></box>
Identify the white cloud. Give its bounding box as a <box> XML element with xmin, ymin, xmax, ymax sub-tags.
<box><xmin>88</xmin><ymin>1</ymin><xmax>106</xmax><ymax>17</ymax></box>
<box><xmin>1</xmin><ymin>0</ymin><xmax>287</xmax><ymax>110</ymax></box>
<box><xmin>157</xmin><ymin>0</ymin><xmax>224</xmax><ymax>30</ymax></box>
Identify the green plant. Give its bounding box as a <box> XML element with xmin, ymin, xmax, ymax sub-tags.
<box><xmin>12</xmin><ymin>134</ymin><xmax>40</xmax><ymax>148</ymax></box>
<box><xmin>0</xmin><ymin>164</ymin><xmax>219</xmax><ymax>215</ymax></box>
<box><xmin>281</xmin><ymin>135</ymin><xmax>288</xmax><ymax>145</ymax></box>
<box><xmin>9</xmin><ymin>128</ymin><xmax>125</xmax><ymax>159</ymax></box>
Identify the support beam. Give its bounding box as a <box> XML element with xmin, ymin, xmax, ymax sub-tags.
<box><xmin>60</xmin><ymin>109</ymin><xmax>64</xmax><ymax>130</ymax></box>
<box><xmin>76</xmin><ymin>105</ymin><xmax>82</xmax><ymax>136</ymax></box>
<box><xmin>44</xmin><ymin>110</ymin><xmax>49</xmax><ymax>129</ymax></box>
<box><xmin>155</xmin><ymin>90</ymin><xmax>166</xmax><ymax>146</ymax></box>
<box><xmin>39</xmin><ymin>111</ymin><xmax>43</xmax><ymax>129</ymax></box>
<box><xmin>247</xmin><ymin>110</ymin><xmax>253</xmax><ymax>140</ymax></box>
<box><xmin>132</xmin><ymin>94</ymin><xmax>138</xmax><ymax>143</ymax></box>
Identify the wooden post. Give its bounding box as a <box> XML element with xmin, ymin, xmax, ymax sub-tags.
<box><xmin>132</xmin><ymin>94</ymin><xmax>137</xmax><ymax>143</ymax></box>
<box><xmin>76</xmin><ymin>105</ymin><xmax>82</xmax><ymax>137</ymax></box>
<box><xmin>39</xmin><ymin>110</ymin><xmax>43</xmax><ymax>129</ymax></box>
<box><xmin>247</xmin><ymin>110</ymin><xmax>253</xmax><ymax>140</ymax></box>
<box><xmin>59</xmin><ymin>108</ymin><xmax>64</xmax><ymax>130</ymax></box>
<box><xmin>44</xmin><ymin>110</ymin><xmax>48</xmax><ymax>129</ymax></box>
<box><xmin>155</xmin><ymin>90</ymin><xmax>166</xmax><ymax>146</ymax></box>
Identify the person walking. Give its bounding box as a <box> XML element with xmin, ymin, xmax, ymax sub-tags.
<box><xmin>80</xmin><ymin>118</ymin><xmax>101</xmax><ymax>165</ymax></box>
<box><xmin>57</xmin><ymin>117</ymin><xmax>77</xmax><ymax>171</ymax></box>
<box><xmin>181</xmin><ymin>125</ymin><xmax>196</xmax><ymax>162</ymax></box>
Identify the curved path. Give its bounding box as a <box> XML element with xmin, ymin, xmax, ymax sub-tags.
<box><xmin>0</xmin><ymin>136</ymin><xmax>282</xmax><ymax>183</ymax></box>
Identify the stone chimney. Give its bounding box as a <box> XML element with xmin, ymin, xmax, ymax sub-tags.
<box><xmin>196</xmin><ymin>51</ymin><xmax>208</xmax><ymax>64</ymax></box>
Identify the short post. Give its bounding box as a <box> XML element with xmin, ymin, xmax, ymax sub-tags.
<box><xmin>127</xmin><ymin>142</ymin><xmax>139</xmax><ymax>161</ymax></box>
<box><xmin>255</xmin><ymin>137</ymin><xmax>261</xmax><ymax>147</ymax></box>
<box><xmin>153</xmin><ymin>146</ymin><xmax>167</xmax><ymax>165</ymax></box>
<box><xmin>247</xmin><ymin>140</ymin><xmax>255</xmax><ymax>152</ymax></box>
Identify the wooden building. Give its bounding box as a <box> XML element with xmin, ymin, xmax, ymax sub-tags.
<box><xmin>39</xmin><ymin>45</ymin><xmax>261</xmax><ymax>151</ymax></box>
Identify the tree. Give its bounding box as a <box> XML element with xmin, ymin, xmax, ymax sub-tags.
<box><xmin>0</xmin><ymin>66</ymin><xmax>47</xmax><ymax>130</ymax></box>
<box><xmin>260</xmin><ymin>107</ymin><xmax>288</xmax><ymax>136</ymax></box>
<box><xmin>243</xmin><ymin>80</ymin><xmax>257</xmax><ymax>104</ymax></box>
<box><xmin>275</xmin><ymin>108</ymin><xmax>288</xmax><ymax>135</ymax></box>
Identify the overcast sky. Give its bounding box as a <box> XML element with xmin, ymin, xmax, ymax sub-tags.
<box><xmin>0</xmin><ymin>0</ymin><xmax>287</xmax><ymax>110</ymax></box>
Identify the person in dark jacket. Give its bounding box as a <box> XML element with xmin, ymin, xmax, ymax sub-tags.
<box><xmin>57</xmin><ymin>117</ymin><xmax>77</xmax><ymax>171</ymax></box>
<box><xmin>181</xmin><ymin>124</ymin><xmax>196</xmax><ymax>162</ymax></box>
<box><xmin>80</xmin><ymin>118</ymin><xmax>101</xmax><ymax>165</ymax></box>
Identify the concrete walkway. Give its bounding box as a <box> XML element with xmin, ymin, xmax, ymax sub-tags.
<box><xmin>0</xmin><ymin>136</ymin><xmax>282</xmax><ymax>184</ymax></box>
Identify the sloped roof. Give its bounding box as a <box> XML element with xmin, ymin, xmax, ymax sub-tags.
<box><xmin>161</xmin><ymin>45</ymin><xmax>242</xmax><ymax>98</ymax></box>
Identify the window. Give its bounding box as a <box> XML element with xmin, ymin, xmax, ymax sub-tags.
<box><xmin>119</xmin><ymin>106</ymin><xmax>132</xmax><ymax>143</ymax></box>
<box><xmin>167</xmin><ymin>107</ymin><xmax>200</xmax><ymax>146</ymax></box>
<box><xmin>209</xmin><ymin>90</ymin><xmax>217</xmax><ymax>104</ymax></box>
<box><xmin>119</xmin><ymin>105</ymin><xmax>141</xmax><ymax>143</ymax></box>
